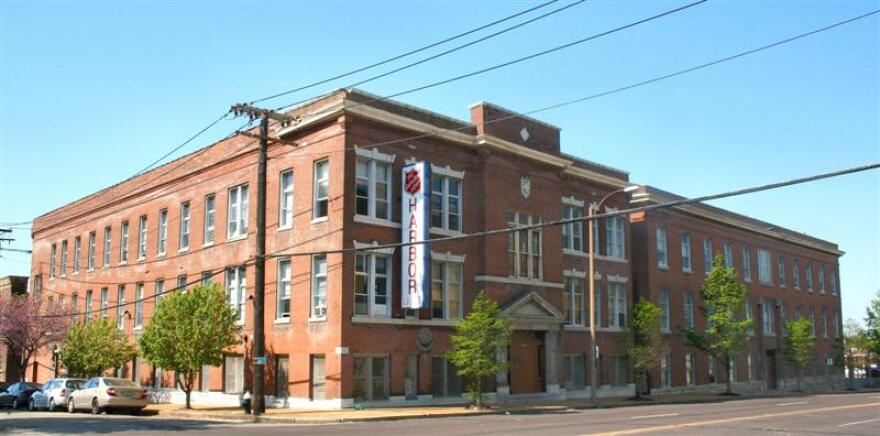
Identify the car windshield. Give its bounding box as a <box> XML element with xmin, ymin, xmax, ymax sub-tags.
<box><xmin>103</xmin><ymin>378</ymin><xmax>139</xmax><ymax>387</ymax></box>
<box><xmin>23</xmin><ymin>383</ymin><xmax>40</xmax><ymax>390</ymax></box>
<box><xmin>66</xmin><ymin>380</ymin><xmax>86</xmax><ymax>389</ymax></box>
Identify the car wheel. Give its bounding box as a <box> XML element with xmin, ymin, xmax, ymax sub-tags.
<box><xmin>28</xmin><ymin>398</ymin><xmax>35</xmax><ymax>411</ymax></box>
<box><xmin>11</xmin><ymin>399</ymin><xmax>18</xmax><ymax>410</ymax></box>
<box><xmin>90</xmin><ymin>398</ymin><xmax>101</xmax><ymax>415</ymax></box>
<box><xmin>48</xmin><ymin>398</ymin><xmax>56</xmax><ymax>411</ymax></box>
<box><xmin>67</xmin><ymin>398</ymin><xmax>76</xmax><ymax>414</ymax></box>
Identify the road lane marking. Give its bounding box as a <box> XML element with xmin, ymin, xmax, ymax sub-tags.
<box><xmin>586</xmin><ymin>401</ymin><xmax>880</xmax><ymax>435</ymax></box>
<box><xmin>629</xmin><ymin>413</ymin><xmax>679</xmax><ymax>420</ymax></box>
<box><xmin>838</xmin><ymin>418</ymin><xmax>880</xmax><ymax>427</ymax></box>
<box><xmin>777</xmin><ymin>401</ymin><xmax>807</xmax><ymax>406</ymax></box>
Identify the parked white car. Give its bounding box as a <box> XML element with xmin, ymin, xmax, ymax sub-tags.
<box><xmin>67</xmin><ymin>377</ymin><xmax>148</xmax><ymax>415</ymax></box>
<box><xmin>30</xmin><ymin>378</ymin><xmax>86</xmax><ymax>411</ymax></box>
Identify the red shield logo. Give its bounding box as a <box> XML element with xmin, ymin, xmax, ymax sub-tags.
<box><xmin>405</xmin><ymin>169</ymin><xmax>421</xmax><ymax>194</ymax></box>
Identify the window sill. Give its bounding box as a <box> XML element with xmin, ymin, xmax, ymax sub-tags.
<box><xmin>595</xmin><ymin>255</ymin><xmax>628</xmax><ymax>264</ymax></box>
<box><xmin>157</xmin><ymin>253</ymin><xmax>167</xmax><ymax>258</ymax></box>
<box><xmin>308</xmin><ymin>316</ymin><xmax>327</xmax><ymax>323</ymax></box>
<box><xmin>351</xmin><ymin>316</ymin><xmax>456</xmax><ymax>327</ymax></box>
<box><xmin>134</xmin><ymin>326</ymin><xmax>143</xmax><ymax>331</ymax></box>
<box><xmin>311</xmin><ymin>217</ymin><xmax>329</xmax><ymax>225</ymax></box>
<box><xmin>430</xmin><ymin>227</ymin><xmax>463</xmax><ymax>237</ymax></box>
<box><xmin>657</xmin><ymin>264</ymin><xmax>669</xmax><ymax>271</ymax></box>
<box><xmin>226</xmin><ymin>235</ymin><xmax>248</xmax><ymax>243</ymax></box>
<box><xmin>235</xmin><ymin>320</ymin><xmax>245</xmax><ymax>326</ymax></box>
<box><xmin>682</xmin><ymin>268</ymin><xmax>693</xmax><ymax>274</ymax></box>
<box><xmin>274</xmin><ymin>318</ymin><xmax>291</xmax><ymax>325</ymax></box>
<box><xmin>354</xmin><ymin>215</ymin><xmax>399</xmax><ymax>228</ymax></box>
<box><xmin>562</xmin><ymin>249</ymin><xmax>587</xmax><ymax>258</ymax></box>
<box><xmin>474</xmin><ymin>275</ymin><xmax>564</xmax><ymax>289</ymax></box>
<box><xmin>277</xmin><ymin>225</ymin><xmax>293</xmax><ymax>232</ymax></box>
<box><xmin>562</xmin><ymin>324</ymin><xmax>588</xmax><ymax>331</ymax></box>
<box><xmin>179</xmin><ymin>247</ymin><xmax>190</xmax><ymax>253</ymax></box>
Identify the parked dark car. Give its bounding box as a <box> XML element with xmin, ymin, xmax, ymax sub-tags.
<box><xmin>0</xmin><ymin>382</ymin><xmax>42</xmax><ymax>409</ymax></box>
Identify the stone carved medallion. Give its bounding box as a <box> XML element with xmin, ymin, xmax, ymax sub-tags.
<box><xmin>417</xmin><ymin>327</ymin><xmax>434</xmax><ymax>352</ymax></box>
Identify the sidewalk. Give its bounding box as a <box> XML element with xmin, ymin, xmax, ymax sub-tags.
<box><xmin>151</xmin><ymin>388</ymin><xmax>877</xmax><ymax>424</ymax></box>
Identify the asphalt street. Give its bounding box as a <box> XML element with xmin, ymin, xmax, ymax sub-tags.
<box><xmin>0</xmin><ymin>391</ymin><xmax>878</xmax><ymax>435</ymax></box>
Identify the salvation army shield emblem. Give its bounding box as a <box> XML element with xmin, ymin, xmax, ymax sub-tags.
<box><xmin>405</xmin><ymin>168</ymin><xmax>422</xmax><ymax>194</ymax></box>
<box><xmin>520</xmin><ymin>176</ymin><xmax>531</xmax><ymax>199</ymax></box>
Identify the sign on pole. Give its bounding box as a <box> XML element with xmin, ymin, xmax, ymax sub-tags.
<box><xmin>401</xmin><ymin>162</ymin><xmax>431</xmax><ymax>310</ymax></box>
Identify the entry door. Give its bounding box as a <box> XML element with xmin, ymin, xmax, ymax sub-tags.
<box><xmin>766</xmin><ymin>350</ymin><xmax>778</xmax><ymax>389</ymax></box>
<box><xmin>509</xmin><ymin>331</ymin><xmax>545</xmax><ymax>394</ymax></box>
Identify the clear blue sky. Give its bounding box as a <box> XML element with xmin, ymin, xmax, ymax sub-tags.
<box><xmin>1</xmin><ymin>1</ymin><xmax>877</xmax><ymax>323</ymax></box>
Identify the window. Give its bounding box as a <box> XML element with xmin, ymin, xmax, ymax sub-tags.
<box><xmin>60</xmin><ymin>240</ymin><xmax>68</xmax><ymax>277</ymax></box>
<box><xmin>225</xmin><ymin>267</ymin><xmax>246</xmax><ymax>323</ymax></box>
<box><xmin>273</xmin><ymin>356</ymin><xmax>289</xmax><ymax>398</ymax></box>
<box><xmin>276</xmin><ymin>259</ymin><xmax>291</xmax><ymax>320</ymax></box>
<box><xmin>592</xmin><ymin>278</ymin><xmax>602</xmax><ymax>327</ymax></box>
<box><xmin>792</xmin><ymin>258</ymin><xmax>801</xmax><ymax>290</ymax></box>
<box><xmin>723</xmin><ymin>242</ymin><xmax>733</xmax><ymax>268</ymax></box>
<box><xmin>606</xmin><ymin>215</ymin><xmax>626</xmax><ymax>259</ymax></box>
<box><xmin>223</xmin><ymin>355</ymin><xmax>244</xmax><ymax>394</ymax></box>
<box><xmin>830</xmin><ymin>269</ymin><xmax>838</xmax><ymax>296</ymax></box>
<box><xmin>311</xmin><ymin>255</ymin><xmax>327</xmax><ymax>318</ymax></box>
<box><xmin>747</xmin><ymin>353</ymin><xmax>754</xmax><ymax>381</ymax></box>
<box><xmin>119</xmin><ymin>222</ymin><xmax>129</xmax><ymax>263</ymax></box>
<box><xmin>157</xmin><ymin>209</ymin><xmax>168</xmax><ymax>255</ymax></box>
<box><xmin>762</xmin><ymin>301</ymin><xmax>774</xmax><ymax>334</ymax></box>
<box><xmin>431</xmin><ymin>261</ymin><xmax>462</xmax><ymax>320</ymax></box>
<box><xmin>353</xmin><ymin>356</ymin><xmax>389</xmax><ymax>401</ymax></box>
<box><xmin>757</xmin><ymin>249</ymin><xmax>772</xmax><ymax>285</ymax></box>
<box><xmin>313</xmin><ymin>160</ymin><xmax>329</xmax><ymax>219</ymax></box>
<box><xmin>204</xmin><ymin>194</ymin><xmax>216</xmax><ymax>244</ymax></box>
<box><xmin>656</xmin><ymin>227</ymin><xmax>668</xmax><ymax>268</ymax></box>
<box><xmin>562</xmin><ymin>205</ymin><xmax>584</xmax><ymax>252</ymax></box>
<box><xmin>703</xmin><ymin>238</ymin><xmax>713</xmax><ymax>276</ymax></box>
<box><xmin>103</xmin><ymin>226</ymin><xmax>112</xmax><ymax>267</ymax></box>
<box><xmin>660</xmin><ymin>354</ymin><xmax>672</xmax><ymax>388</ymax></box>
<box><xmin>87</xmin><ymin>232</ymin><xmax>96</xmax><ymax>271</ymax></box>
<box><xmin>563</xmin><ymin>276</ymin><xmax>585</xmax><ymax>326</ymax></box>
<box><xmin>116</xmin><ymin>286</ymin><xmax>126</xmax><ymax>329</ymax></box>
<box><xmin>431</xmin><ymin>174</ymin><xmax>462</xmax><ymax>232</ymax></box>
<box><xmin>180</xmin><ymin>202</ymin><xmax>191</xmax><ymax>250</ymax></box>
<box><xmin>822</xmin><ymin>308</ymin><xmax>828</xmax><ymax>337</ymax></box>
<box><xmin>155</xmin><ymin>279</ymin><xmax>165</xmax><ymax>307</ymax></box>
<box><xmin>279</xmin><ymin>170</ymin><xmax>294</xmax><ymax>229</ymax></box>
<box><xmin>681</xmin><ymin>233</ymin><xmax>692</xmax><ymax>272</ymax></box>
<box><xmin>805</xmin><ymin>261</ymin><xmax>814</xmax><ymax>291</ymax></box>
<box><xmin>742</xmin><ymin>247</ymin><xmax>752</xmax><ymax>282</ymax></box>
<box><xmin>201</xmin><ymin>271</ymin><xmax>212</xmax><ymax>286</ymax></box>
<box><xmin>809</xmin><ymin>307</ymin><xmax>816</xmax><ymax>336</ymax></box>
<box><xmin>134</xmin><ymin>283</ymin><xmax>144</xmax><ymax>328</ymax></box>
<box><xmin>101</xmin><ymin>288</ymin><xmax>110</xmax><ymax>318</ymax></box>
<box><xmin>356</xmin><ymin>158</ymin><xmax>391</xmax><ymax>221</ymax></box>
<box><xmin>84</xmin><ymin>290</ymin><xmax>93</xmax><ymax>318</ymax></box>
<box><xmin>73</xmin><ymin>237</ymin><xmax>81</xmax><ymax>274</ymax></box>
<box><xmin>683</xmin><ymin>291</ymin><xmax>695</xmax><ymax>329</ymax></box>
<box><xmin>355</xmin><ymin>253</ymin><xmax>391</xmax><ymax>317</ymax></box>
<box><xmin>177</xmin><ymin>274</ymin><xmax>187</xmax><ymax>290</ymax></box>
<box><xmin>564</xmin><ymin>355</ymin><xmax>586</xmax><ymax>390</ymax></box>
<box><xmin>833</xmin><ymin>311</ymin><xmax>840</xmax><ymax>337</ymax></box>
<box><xmin>611</xmin><ymin>355</ymin><xmax>628</xmax><ymax>386</ymax></box>
<box><xmin>405</xmin><ymin>355</ymin><xmax>419</xmax><ymax>400</ymax></box>
<box><xmin>685</xmin><ymin>352</ymin><xmax>696</xmax><ymax>385</ymax></box>
<box><xmin>608</xmin><ymin>281</ymin><xmax>627</xmax><ymax>328</ymax></box>
<box><xmin>137</xmin><ymin>216</ymin><xmax>147</xmax><ymax>260</ymax></box>
<box><xmin>310</xmin><ymin>355</ymin><xmax>324</xmax><ymax>400</ymax></box>
<box><xmin>778</xmin><ymin>255</ymin><xmax>787</xmax><ymax>287</ymax></box>
<box><xmin>507</xmin><ymin>212</ymin><xmax>542</xmax><ymax>279</ymax></box>
<box><xmin>430</xmin><ymin>356</ymin><xmax>462</xmax><ymax>398</ymax></box>
<box><xmin>818</xmin><ymin>265</ymin><xmax>826</xmax><ymax>294</ymax></box>
<box><xmin>227</xmin><ymin>184</ymin><xmax>249</xmax><ymax>239</ymax></box>
<box><xmin>659</xmin><ymin>288</ymin><xmax>671</xmax><ymax>332</ymax></box>
<box><xmin>745</xmin><ymin>301</ymin><xmax>754</xmax><ymax>335</ymax></box>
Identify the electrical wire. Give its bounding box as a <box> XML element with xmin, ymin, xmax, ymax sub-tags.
<box><xmin>132</xmin><ymin>111</ymin><xmax>232</xmax><ymax>177</ymax></box>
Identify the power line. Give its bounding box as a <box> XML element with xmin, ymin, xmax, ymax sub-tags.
<box><xmin>250</xmin><ymin>0</ymin><xmax>562</xmax><ymax>104</ymax></box>
<box><xmin>275</xmin><ymin>0</ymin><xmax>708</xmax><ymax>113</ymax></box>
<box><xmin>132</xmin><ymin>111</ymin><xmax>232</xmax><ymax>177</ymax></box>
<box><xmin>265</xmin><ymin>162</ymin><xmax>880</xmax><ymax>258</ymax></box>
<box><xmin>280</xmin><ymin>0</ymin><xmax>587</xmax><ymax>109</ymax></box>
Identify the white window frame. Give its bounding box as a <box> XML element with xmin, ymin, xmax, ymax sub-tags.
<box><xmin>686</xmin><ymin>352</ymin><xmax>696</xmax><ymax>386</ymax></box>
<box><xmin>134</xmin><ymin>282</ymin><xmax>144</xmax><ymax>329</ymax></box>
<box><xmin>137</xmin><ymin>216</ymin><xmax>148</xmax><ymax>260</ymax></box>
<box><xmin>204</xmin><ymin>194</ymin><xmax>216</xmax><ymax>245</ymax></box>
<box><xmin>157</xmin><ymin>209</ymin><xmax>168</xmax><ymax>256</ymax></box>
<box><xmin>792</xmin><ymin>258</ymin><xmax>801</xmax><ymax>290</ymax></box>
<box><xmin>355</xmin><ymin>249</ymin><xmax>393</xmax><ymax>318</ymax></box>
<box><xmin>608</xmin><ymin>280</ymin><xmax>627</xmax><ymax>328</ymax></box>
<box><xmin>155</xmin><ymin>279</ymin><xmax>165</xmax><ymax>307</ymax></box>
<box><xmin>223</xmin><ymin>355</ymin><xmax>245</xmax><ymax>394</ymax></box>
<box><xmin>100</xmin><ymin>287</ymin><xmax>108</xmax><ymax>318</ymax></box>
<box><xmin>227</xmin><ymin>184</ymin><xmax>249</xmax><ymax>240</ymax></box>
<box><xmin>103</xmin><ymin>226</ymin><xmax>112</xmax><ymax>267</ymax></box>
<box><xmin>681</xmin><ymin>233</ymin><xmax>692</xmax><ymax>272</ymax></box>
<box><xmin>757</xmin><ymin>249</ymin><xmax>772</xmax><ymax>285</ymax></box>
<box><xmin>805</xmin><ymin>261</ymin><xmax>814</xmax><ymax>292</ymax></box>
<box><xmin>180</xmin><ymin>202</ymin><xmax>191</xmax><ymax>251</ymax></box>
<box><xmin>279</xmin><ymin>169</ymin><xmax>294</xmax><ymax>230</ymax></box>
<box><xmin>507</xmin><ymin>212</ymin><xmax>542</xmax><ymax>280</ymax></box>
<box><xmin>723</xmin><ymin>242</ymin><xmax>733</xmax><ymax>268</ymax></box>
<box><xmin>225</xmin><ymin>266</ymin><xmax>246</xmax><ymax>324</ymax></box>
<box><xmin>818</xmin><ymin>264</ymin><xmax>826</xmax><ymax>294</ymax></box>
<box><xmin>703</xmin><ymin>238</ymin><xmax>713</xmax><ymax>276</ymax></box>
<box><xmin>562</xmin><ymin>203</ymin><xmax>584</xmax><ymax>253</ymax></box>
<box><xmin>311</xmin><ymin>255</ymin><xmax>327</xmax><ymax>319</ymax></box>
<box><xmin>683</xmin><ymin>291</ymin><xmax>695</xmax><ymax>330</ymax></box>
<box><xmin>762</xmin><ymin>301</ymin><xmax>774</xmax><ymax>335</ymax></box>
<box><xmin>778</xmin><ymin>254</ymin><xmax>787</xmax><ymax>287</ymax></box>
<box><xmin>742</xmin><ymin>247</ymin><xmax>752</xmax><ymax>282</ymax></box>
<box><xmin>431</xmin><ymin>258</ymin><xmax>463</xmax><ymax>321</ymax></box>
<box><xmin>430</xmin><ymin>164</ymin><xmax>464</xmax><ymax>234</ymax></box>
<box><xmin>656</xmin><ymin>227</ymin><xmax>668</xmax><ymax>268</ymax></box>
<box><xmin>355</xmin><ymin>149</ymin><xmax>394</xmax><ymax>222</ymax></box>
<box><xmin>605</xmin><ymin>211</ymin><xmax>626</xmax><ymax>260</ymax></box>
<box><xmin>276</xmin><ymin>259</ymin><xmax>291</xmax><ymax>320</ymax></box>
<box><xmin>116</xmin><ymin>285</ymin><xmax>126</xmax><ymax>330</ymax></box>
<box><xmin>73</xmin><ymin>236</ymin><xmax>81</xmax><ymax>274</ymax></box>
<box><xmin>830</xmin><ymin>270</ymin><xmax>838</xmax><ymax>296</ymax></box>
<box><xmin>60</xmin><ymin>240</ymin><xmax>68</xmax><ymax>277</ymax></box>
<box><xmin>562</xmin><ymin>272</ymin><xmax>585</xmax><ymax>326</ymax></box>
<box><xmin>87</xmin><ymin>233</ymin><xmax>96</xmax><ymax>271</ymax></box>
<box><xmin>659</xmin><ymin>288</ymin><xmax>671</xmax><ymax>332</ymax></box>
<box><xmin>119</xmin><ymin>222</ymin><xmax>129</xmax><ymax>264</ymax></box>
<box><xmin>313</xmin><ymin>160</ymin><xmax>329</xmax><ymax>220</ymax></box>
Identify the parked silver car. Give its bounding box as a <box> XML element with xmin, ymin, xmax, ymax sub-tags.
<box><xmin>30</xmin><ymin>378</ymin><xmax>86</xmax><ymax>411</ymax></box>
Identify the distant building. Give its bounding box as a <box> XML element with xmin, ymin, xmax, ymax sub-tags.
<box><xmin>0</xmin><ymin>275</ymin><xmax>29</xmax><ymax>383</ymax></box>
<box><xmin>28</xmin><ymin>89</ymin><xmax>843</xmax><ymax>407</ymax></box>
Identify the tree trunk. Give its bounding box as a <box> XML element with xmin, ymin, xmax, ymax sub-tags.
<box><xmin>724</xmin><ymin>353</ymin><xmax>733</xmax><ymax>395</ymax></box>
<box><xmin>184</xmin><ymin>373</ymin><xmax>194</xmax><ymax>409</ymax></box>
<box><xmin>634</xmin><ymin>371</ymin><xmax>642</xmax><ymax>400</ymax></box>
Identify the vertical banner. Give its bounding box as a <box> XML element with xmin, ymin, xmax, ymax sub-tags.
<box><xmin>401</xmin><ymin>161</ymin><xmax>431</xmax><ymax>310</ymax></box>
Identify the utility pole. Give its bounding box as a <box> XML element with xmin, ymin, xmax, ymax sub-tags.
<box><xmin>231</xmin><ymin>103</ymin><xmax>295</xmax><ymax>415</ymax></box>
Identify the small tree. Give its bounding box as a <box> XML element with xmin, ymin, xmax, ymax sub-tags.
<box><xmin>0</xmin><ymin>294</ymin><xmax>69</xmax><ymax>381</ymax></box>
<box><xmin>445</xmin><ymin>291</ymin><xmax>510</xmax><ymax>409</ymax></box>
<box><xmin>782</xmin><ymin>317</ymin><xmax>815</xmax><ymax>392</ymax></box>
<box><xmin>60</xmin><ymin>317</ymin><xmax>138</xmax><ymax>377</ymax></box>
<box><xmin>843</xmin><ymin>318</ymin><xmax>867</xmax><ymax>390</ymax></box>
<box><xmin>684</xmin><ymin>253</ymin><xmax>752</xmax><ymax>395</ymax></box>
<box><xmin>628</xmin><ymin>298</ymin><xmax>666</xmax><ymax>400</ymax></box>
<box><xmin>865</xmin><ymin>290</ymin><xmax>880</xmax><ymax>387</ymax></box>
<box><xmin>139</xmin><ymin>284</ymin><xmax>239</xmax><ymax>409</ymax></box>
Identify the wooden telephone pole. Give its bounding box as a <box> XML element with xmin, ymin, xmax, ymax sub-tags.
<box><xmin>230</xmin><ymin>103</ymin><xmax>295</xmax><ymax>415</ymax></box>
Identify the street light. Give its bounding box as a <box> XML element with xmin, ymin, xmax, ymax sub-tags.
<box><xmin>587</xmin><ymin>184</ymin><xmax>639</xmax><ymax>403</ymax></box>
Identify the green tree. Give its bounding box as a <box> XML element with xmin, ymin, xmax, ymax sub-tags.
<box><xmin>865</xmin><ymin>290</ymin><xmax>880</xmax><ymax>386</ymax></box>
<box><xmin>843</xmin><ymin>318</ymin><xmax>868</xmax><ymax>390</ymax></box>
<box><xmin>782</xmin><ymin>317</ymin><xmax>816</xmax><ymax>391</ymax></box>
<box><xmin>445</xmin><ymin>291</ymin><xmax>510</xmax><ymax>409</ymax></box>
<box><xmin>139</xmin><ymin>284</ymin><xmax>240</xmax><ymax>409</ymax></box>
<box><xmin>627</xmin><ymin>298</ymin><xmax>666</xmax><ymax>400</ymax></box>
<box><xmin>60</xmin><ymin>318</ymin><xmax>137</xmax><ymax>377</ymax></box>
<box><xmin>684</xmin><ymin>253</ymin><xmax>752</xmax><ymax>395</ymax></box>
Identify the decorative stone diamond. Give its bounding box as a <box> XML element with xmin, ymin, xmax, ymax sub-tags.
<box><xmin>519</xmin><ymin>127</ymin><xmax>530</xmax><ymax>142</ymax></box>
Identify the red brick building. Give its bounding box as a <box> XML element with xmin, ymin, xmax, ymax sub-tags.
<box><xmin>28</xmin><ymin>89</ymin><xmax>843</xmax><ymax>407</ymax></box>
